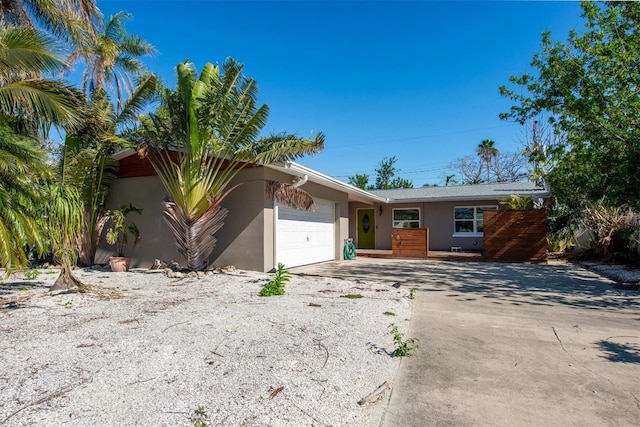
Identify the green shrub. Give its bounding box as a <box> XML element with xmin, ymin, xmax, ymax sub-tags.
<box><xmin>191</xmin><ymin>405</ymin><xmax>207</xmax><ymax>427</ymax></box>
<box><xmin>23</xmin><ymin>268</ymin><xmax>40</xmax><ymax>280</ymax></box>
<box><xmin>259</xmin><ymin>263</ymin><xmax>291</xmax><ymax>297</ymax></box>
<box><xmin>389</xmin><ymin>323</ymin><xmax>419</xmax><ymax>357</ymax></box>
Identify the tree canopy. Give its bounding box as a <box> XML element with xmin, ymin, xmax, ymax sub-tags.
<box><xmin>347</xmin><ymin>156</ymin><xmax>413</xmax><ymax>190</ymax></box>
<box><xmin>448</xmin><ymin>143</ymin><xmax>528</xmax><ymax>185</ymax></box>
<box><xmin>500</xmin><ymin>1</ymin><xmax>640</xmax><ymax>208</ymax></box>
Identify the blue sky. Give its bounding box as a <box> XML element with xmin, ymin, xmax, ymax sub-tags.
<box><xmin>99</xmin><ymin>0</ymin><xmax>583</xmax><ymax>186</ymax></box>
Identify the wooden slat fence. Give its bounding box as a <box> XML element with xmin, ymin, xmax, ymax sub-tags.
<box><xmin>483</xmin><ymin>209</ymin><xmax>547</xmax><ymax>262</ymax></box>
<box><xmin>392</xmin><ymin>228</ymin><xmax>429</xmax><ymax>257</ymax></box>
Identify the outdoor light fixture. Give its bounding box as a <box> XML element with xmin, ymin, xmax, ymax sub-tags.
<box><xmin>378</xmin><ymin>206</ymin><xmax>383</xmax><ymax>216</ymax></box>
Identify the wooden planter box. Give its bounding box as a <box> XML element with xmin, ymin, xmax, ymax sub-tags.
<box><xmin>483</xmin><ymin>209</ymin><xmax>547</xmax><ymax>262</ymax></box>
<box><xmin>392</xmin><ymin>228</ymin><xmax>429</xmax><ymax>257</ymax></box>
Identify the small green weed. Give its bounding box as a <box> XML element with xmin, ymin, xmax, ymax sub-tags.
<box><xmin>191</xmin><ymin>405</ymin><xmax>208</xmax><ymax>427</ymax></box>
<box><xmin>341</xmin><ymin>294</ymin><xmax>363</xmax><ymax>299</ymax></box>
<box><xmin>383</xmin><ymin>311</ymin><xmax>396</xmax><ymax>316</ymax></box>
<box><xmin>408</xmin><ymin>288</ymin><xmax>417</xmax><ymax>299</ymax></box>
<box><xmin>63</xmin><ymin>301</ymin><xmax>73</xmax><ymax>308</ymax></box>
<box><xmin>23</xmin><ymin>269</ymin><xmax>40</xmax><ymax>280</ymax></box>
<box><xmin>389</xmin><ymin>323</ymin><xmax>419</xmax><ymax>357</ymax></box>
<box><xmin>259</xmin><ymin>263</ymin><xmax>291</xmax><ymax>297</ymax></box>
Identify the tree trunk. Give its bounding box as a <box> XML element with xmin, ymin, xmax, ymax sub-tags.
<box><xmin>51</xmin><ymin>265</ymin><xmax>85</xmax><ymax>291</ymax></box>
<box><xmin>163</xmin><ymin>200</ymin><xmax>228</xmax><ymax>271</ymax></box>
<box><xmin>76</xmin><ymin>211</ymin><xmax>109</xmax><ymax>266</ymax></box>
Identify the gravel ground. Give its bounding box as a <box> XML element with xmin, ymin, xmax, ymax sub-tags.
<box><xmin>0</xmin><ymin>268</ymin><xmax>412</xmax><ymax>426</ymax></box>
<box><xmin>578</xmin><ymin>261</ymin><xmax>640</xmax><ymax>284</ymax></box>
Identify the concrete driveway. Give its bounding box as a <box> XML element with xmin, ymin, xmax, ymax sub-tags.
<box><xmin>291</xmin><ymin>258</ymin><xmax>640</xmax><ymax>426</ymax></box>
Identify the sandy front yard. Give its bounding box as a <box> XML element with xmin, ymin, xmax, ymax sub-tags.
<box><xmin>0</xmin><ymin>267</ymin><xmax>412</xmax><ymax>426</ymax></box>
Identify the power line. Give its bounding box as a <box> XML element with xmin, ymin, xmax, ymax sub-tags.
<box><xmin>325</xmin><ymin>124</ymin><xmax>517</xmax><ymax>150</ymax></box>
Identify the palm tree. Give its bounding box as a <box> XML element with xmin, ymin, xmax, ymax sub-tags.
<box><xmin>0</xmin><ymin>27</ymin><xmax>83</xmax><ymax>131</ymax></box>
<box><xmin>0</xmin><ymin>26</ymin><xmax>84</xmax><ymax>274</ymax></box>
<box><xmin>138</xmin><ymin>59</ymin><xmax>324</xmax><ymax>271</ymax></box>
<box><xmin>0</xmin><ymin>0</ymin><xmax>99</xmax><ymax>48</ymax></box>
<box><xmin>64</xmin><ymin>75</ymin><xmax>158</xmax><ymax>266</ymax></box>
<box><xmin>44</xmin><ymin>184</ymin><xmax>84</xmax><ymax>290</ymax></box>
<box><xmin>476</xmin><ymin>139</ymin><xmax>498</xmax><ymax>183</ymax></box>
<box><xmin>445</xmin><ymin>174</ymin><xmax>457</xmax><ymax>186</ymax></box>
<box><xmin>70</xmin><ymin>11</ymin><xmax>157</xmax><ymax>107</ymax></box>
<box><xmin>0</xmin><ymin>124</ymin><xmax>48</xmax><ymax>272</ymax></box>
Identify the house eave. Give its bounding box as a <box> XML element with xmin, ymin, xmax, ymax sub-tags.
<box><xmin>383</xmin><ymin>192</ymin><xmax>550</xmax><ymax>204</ymax></box>
<box><xmin>266</xmin><ymin>162</ymin><xmax>387</xmax><ymax>204</ymax></box>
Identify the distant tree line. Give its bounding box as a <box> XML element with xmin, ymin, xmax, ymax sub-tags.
<box><xmin>348</xmin><ymin>156</ymin><xmax>413</xmax><ymax>190</ymax></box>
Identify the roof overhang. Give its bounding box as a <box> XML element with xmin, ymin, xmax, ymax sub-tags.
<box><xmin>383</xmin><ymin>193</ymin><xmax>550</xmax><ymax>204</ymax></box>
<box><xmin>111</xmin><ymin>149</ymin><xmax>386</xmax><ymax>204</ymax></box>
<box><xmin>266</xmin><ymin>162</ymin><xmax>387</xmax><ymax>204</ymax></box>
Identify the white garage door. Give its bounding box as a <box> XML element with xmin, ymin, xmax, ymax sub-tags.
<box><xmin>275</xmin><ymin>199</ymin><xmax>335</xmax><ymax>268</ymax></box>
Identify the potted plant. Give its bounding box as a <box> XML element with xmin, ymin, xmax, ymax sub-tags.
<box><xmin>105</xmin><ymin>204</ymin><xmax>143</xmax><ymax>272</ymax></box>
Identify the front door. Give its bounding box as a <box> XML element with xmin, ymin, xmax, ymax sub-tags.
<box><xmin>357</xmin><ymin>209</ymin><xmax>375</xmax><ymax>249</ymax></box>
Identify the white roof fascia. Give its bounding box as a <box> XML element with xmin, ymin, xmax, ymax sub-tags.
<box><xmin>112</xmin><ymin>147</ymin><xmax>136</xmax><ymax>160</ymax></box>
<box><xmin>267</xmin><ymin>161</ymin><xmax>387</xmax><ymax>204</ymax></box>
<box><xmin>383</xmin><ymin>193</ymin><xmax>550</xmax><ymax>204</ymax></box>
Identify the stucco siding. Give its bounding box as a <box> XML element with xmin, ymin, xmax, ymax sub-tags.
<box><xmin>96</xmin><ymin>175</ymin><xmax>181</xmax><ymax>268</ymax></box>
<box><xmin>424</xmin><ymin>200</ymin><xmax>498</xmax><ymax>251</ymax></box>
<box><xmin>357</xmin><ymin>199</ymin><xmax>502</xmax><ymax>251</ymax></box>
<box><xmin>98</xmin><ymin>168</ymin><xmax>269</xmax><ymax>271</ymax></box>
<box><xmin>209</xmin><ymin>167</ymin><xmax>267</xmax><ymax>271</ymax></box>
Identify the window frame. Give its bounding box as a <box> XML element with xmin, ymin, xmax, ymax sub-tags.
<box><xmin>392</xmin><ymin>207</ymin><xmax>421</xmax><ymax>229</ymax></box>
<box><xmin>452</xmin><ymin>205</ymin><xmax>497</xmax><ymax>237</ymax></box>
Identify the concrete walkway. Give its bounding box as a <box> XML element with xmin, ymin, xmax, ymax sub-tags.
<box><xmin>291</xmin><ymin>258</ymin><xmax>640</xmax><ymax>426</ymax></box>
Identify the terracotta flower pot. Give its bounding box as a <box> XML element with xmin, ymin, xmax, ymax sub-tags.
<box><xmin>109</xmin><ymin>256</ymin><xmax>131</xmax><ymax>272</ymax></box>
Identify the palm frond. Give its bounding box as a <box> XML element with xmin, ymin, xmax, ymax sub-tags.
<box><xmin>247</xmin><ymin>131</ymin><xmax>325</xmax><ymax>164</ymax></box>
<box><xmin>115</xmin><ymin>73</ymin><xmax>158</xmax><ymax>130</ymax></box>
<box><xmin>0</xmin><ymin>27</ymin><xmax>65</xmax><ymax>80</ymax></box>
<box><xmin>266</xmin><ymin>181</ymin><xmax>316</xmax><ymax>211</ymax></box>
<box><xmin>0</xmin><ymin>79</ymin><xmax>83</xmax><ymax>128</ymax></box>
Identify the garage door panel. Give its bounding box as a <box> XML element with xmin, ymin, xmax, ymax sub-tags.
<box><xmin>275</xmin><ymin>200</ymin><xmax>335</xmax><ymax>268</ymax></box>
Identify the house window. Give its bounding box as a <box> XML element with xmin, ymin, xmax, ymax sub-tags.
<box><xmin>453</xmin><ymin>206</ymin><xmax>497</xmax><ymax>235</ymax></box>
<box><xmin>393</xmin><ymin>208</ymin><xmax>420</xmax><ymax>228</ymax></box>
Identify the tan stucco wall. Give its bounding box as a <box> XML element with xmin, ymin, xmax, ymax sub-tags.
<box><xmin>97</xmin><ymin>168</ymin><xmax>270</xmax><ymax>271</ymax></box>
<box><xmin>350</xmin><ymin>199</ymin><xmax>502</xmax><ymax>251</ymax></box>
<box><xmin>424</xmin><ymin>200</ymin><xmax>499</xmax><ymax>251</ymax></box>
<box><xmin>99</xmin><ymin>165</ymin><xmax>352</xmax><ymax>272</ymax></box>
<box><xmin>96</xmin><ymin>175</ymin><xmax>182</xmax><ymax>268</ymax></box>
<box><xmin>209</xmin><ymin>167</ymin><xmax>268</xmax><ymax>271</ymax></box>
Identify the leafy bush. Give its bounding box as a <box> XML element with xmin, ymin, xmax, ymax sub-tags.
<box><xmin>389</xmin><ymin>323</ymin><xmax>419</xmax><ymax>357</ymax></box>
<box><xmin>23</xmin><ymin>268</ymin><xmax>40</xmax><ymax>280</ymax></box>
<box><xmin>259</xmin><ymin>263</ymin><xmax>291</xmax><ymax>296</ymax></box>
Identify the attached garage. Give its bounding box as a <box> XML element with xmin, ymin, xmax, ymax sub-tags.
<box><xmin>275</xmin><ymin>199</ymin><xmax>335</xmax><ymax>268</ymax></box>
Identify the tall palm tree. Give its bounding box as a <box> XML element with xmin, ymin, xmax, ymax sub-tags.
<box><xmin>138</xmin><ymin>59</ymin><xmax>324</xmax><ymax>271</ymax></box>
<box><xmin>0</xmin><ymin>26</ymin><xmax>84</xmax><ymax>274</ymax></box>
<box><xmin>476</xmin><ymin>139</ymin><xmax>498</xmax><ymax>183</ymax></box>
<box><xmin>70</xmin><ymin>11</ymin><xmax>157</xmax><ymax>108</ymax></box>
<box><xmin>64</xmin><ymin>74</ymin><xmax>158</xmax><ymax>266</ymax></box>
<box><xmin>445</xmin><ymin>174</ymin><xmax>457</xmax><ymax>186</ymax></box>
